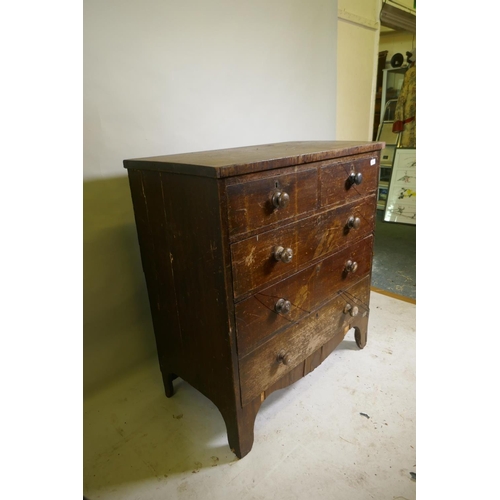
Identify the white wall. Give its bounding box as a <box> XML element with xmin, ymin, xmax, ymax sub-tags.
<box><xmin>83</xmin><ymin>0</ymin><xmax>339</xmax><ymax>395</ymax></box>
<box><xmin>336</xmin><ymin>0</ymin><xmax>381</xmax><ymax>141</ymax></box>
<box><xmin>84</xmin><ymin>0</ymin><xmax>338</xmax><ymax>180</ymax></box>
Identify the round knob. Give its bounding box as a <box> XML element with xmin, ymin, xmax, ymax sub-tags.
<box><xmin>274</xmin><ymin>246</ymin><xmax>293</xmax><ymax>263</ymax></box>
<box><xmin>277</xmin><ymin>352</ymin><xmax>291</xmax><ymax>365</ymax></box>
<box><xmin>272</xmin><ymin>191</ymin><xmax>290</xmax><ymax>209</ymax></box>
<box><xmin>343</xmin><ymin>304</ymin><xmax>359</xmax><ymax>317</ymax></box>
<box><xmin>347</xmin><ymin>216</ymin><xmax>361</xmax><ymax>229</ymax></box>
<box><xmin>345</xmin><ymin>260</ymin><xmax>358</xmax><ymax>273</ymax></box>
<box><xmin>275</xmin><ymin>298</ymin><xmax>291</xmax><ymax>314</ymax></box>
<box><xmin>348</xmin><ymin>172</ymin><xmax>363</xmax><ymax>186</ymax></box>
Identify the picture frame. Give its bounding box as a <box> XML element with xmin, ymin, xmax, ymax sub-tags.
<box><xmin>383</xmin><ymin>148</ymin><xmax>416</xmax><ymax>224</ymax></box>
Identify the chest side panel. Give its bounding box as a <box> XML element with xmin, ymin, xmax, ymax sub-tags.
<box><xmin>127</xmin><ymin>169</ymin><xmax>238</xmax><ymax>410</ymax></box>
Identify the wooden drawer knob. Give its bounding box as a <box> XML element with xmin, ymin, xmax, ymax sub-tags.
<box><xmin>348</xmin><ymin>172</ymin><xmax>363</xmax><ymax>186</ymax></box>
<box><xmin>274</xmin><ymin>246</ymin><xmax>293</xmax><ymax>263</ymax></box>
<box><xmin>277</xmin><ymin>351</ymin><xmax>291</xmax><ymax>365</ymax></box>
<box><xmin>343</xmin><ymin>303</ymin><xmax>359</xmax><ymax>317</ymax></box>
<box><xmin>275</xmin><ymin>298</ymin><xmax>291</xmax><ymax>314</ymax></box>
<box><xmin>347</xmin><ymin>216</ymin><xmax>361</xmax><ymax>229</ymax></box>
<box><xmin>272</xmin><ymin>191</ymin><xmax>290</xmax><ymax>209</ymax></box>
<box><xmin>345</xmin><ymin>260</ymin><xmax>358</xmax><ymax>273</ymax></box>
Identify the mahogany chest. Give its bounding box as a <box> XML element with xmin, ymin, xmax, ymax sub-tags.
<box><xmin>124</xmin><ymin>140</ymin><xmax>384</xmax><ymax>458</ymax></box>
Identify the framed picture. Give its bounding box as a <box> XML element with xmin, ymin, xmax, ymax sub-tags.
<box><xmin>384</xmin><ymin>148</ymin><xmax>416</xmax><ymax>224</ymax></box>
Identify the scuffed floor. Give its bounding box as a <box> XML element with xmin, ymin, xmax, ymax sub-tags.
<box><xmin>84</xmin><ymin>291</ymin><xmax>416</xmax><ymax>500</ymax></box>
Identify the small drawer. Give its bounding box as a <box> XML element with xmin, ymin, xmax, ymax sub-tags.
<box><xmin>239</xmin><ymin>276</ymin><xmax>371</xmax><ymax>406</ymax></box>
<box><xmin>226</xmin><ymin>168</ymin><xmax>318</xmax><ymax>238</ymax></box>
<box><xmin>231</xmin><ymin>194</ymin><xmax>376</xmax><ymax>300</ymax></box>
<box><xmin>235</xmin><ymin>234</ymin><xmax>374</xmax><ymax>356</ymax></box>
<box><xmin>320</xmin><ymin>153</ymin><xmax>379</xmax><ymax>208</ymax></box>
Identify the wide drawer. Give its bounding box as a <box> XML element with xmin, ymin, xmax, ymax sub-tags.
<box><xmin>239</xmin><ymin>276</ymin><xmax>371</xmax><ymax>406</ymax></box>
<box><xmin>235</xmin><ymin>234</ymin><xmax>373</xmax><ymax>356</ymax></box>
<box><xmin>231</xmin><ymin>194</ymin><xmax>376</xmax><ymax>300</ymax></box>
<box><xmin>320</xmin><ymin>153</ymin><xmax>379</xmax><ymax>208</ymax></box>
<box><xmin>226</xmin><ymin>167</ymin><xmax>318</xmax><ymax>238</ymax></box>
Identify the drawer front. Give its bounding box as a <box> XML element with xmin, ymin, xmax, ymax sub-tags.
<box><xmin>239</xmin><ymin>276</ymin><xmax>371</xmax><ymax>406</ymax></box>
<box><xmin>231</xmin><ymin>194</ymin><xmax>376</xmax><ymax>300</ymax></box>
<box><xmin>226</xmin><ymin>168</ymin><xmax>318</xmax><ymax>238</ymax></box>
<box><xmin>235</xmin><ymin>234</ymin><xmax>373</xmax><ymax>356</ymax></box>
<box><xmin>320</xmin><ymin>153</ymin><xmax>379</xmax><ymax>208</ymax></box>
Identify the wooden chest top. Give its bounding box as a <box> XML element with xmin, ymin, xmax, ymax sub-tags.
<box><xmin>124</xmin><ymin>140</ymin><xmax>385</xmax><ymax>178</ymax></box>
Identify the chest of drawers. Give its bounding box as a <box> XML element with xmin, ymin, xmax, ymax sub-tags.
<box><xmin>124</xmin><ymin>140</ymin><xmax>384</xmax><ymax>458</ymax></box>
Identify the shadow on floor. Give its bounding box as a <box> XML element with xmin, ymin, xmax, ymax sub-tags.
<box><xmin>83</xmin><ymin>336</ymin><xmax>362</xmax><ymax>496</ymax></box>
<box><xmin>84</xmin><ymin>373</ymin><xmax>236</xmax><ymax>491</ymax></box>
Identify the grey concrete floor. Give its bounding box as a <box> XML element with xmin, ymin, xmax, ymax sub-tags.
<box><xmin>84</xmin><ymin>291</ymin><xmax>416</xmax><ymax>500</ymax></box>
<box><xmin>372</xmin><ymin>210</ymin><xmax>416</xmax><ymax>300</ymax></box>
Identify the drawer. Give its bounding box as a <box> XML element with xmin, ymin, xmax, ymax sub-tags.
<box><xmin>320</xmin><ymin>153</ymin><xmax>379</xmax><ymax>208</ymax></box>
<box><xmin>226</xmin><ymin>168</ymin><xmax>318</xmax><ymax>238</ymax></box>
<box><xmin>231</xmin><ymin>194</ymin><xmax>376</xmax><ymax>300</ymax></box>
<box><xmin>239</xmin><ymin>276</ymin><xmax>371</xmax><ymax>406</ymax></box>
<box><xmin>235</xmin><ymin>234</ymin><xmax>373</xmax><ymax>356</ymax></box>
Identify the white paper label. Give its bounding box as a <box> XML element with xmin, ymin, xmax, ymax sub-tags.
<box><xmin>370</xmin><ymin>158</ymin><xmax>376</xmax><ymax>165</ymax></box>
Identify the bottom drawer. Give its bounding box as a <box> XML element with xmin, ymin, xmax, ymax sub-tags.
<box><xmin>239</xmin><ymin>276</ymin><xmax>371</xmax><ymax>406</ymax></box>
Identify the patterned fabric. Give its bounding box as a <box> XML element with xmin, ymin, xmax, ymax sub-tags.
<box><xmin>392</xmin><ymin>64</ymin><xmax>416</xmax><ymax>147</ymax></box>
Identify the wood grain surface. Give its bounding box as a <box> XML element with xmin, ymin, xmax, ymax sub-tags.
<box><xmin>320</xmin><ymin>152</ymin><xmax>380</xmax><ymax>208</ymax></box>
<box><xmin>124</xmin><ymin>141</ymin><xmax>383</xmax><ymax>458</ymax></box>
<box><xmin>127</xmin><ymin>169</ymin><xmax>240</xmax><ymax>418</ymax></box>
<box><xmin>235</xmin><ymin>234</ymin><xmax>374</xmax><ymax>356</ymax></box>
<box><xmin>124</xmin><ymin>141</ymin><xmax>385</xmax><ymax>178</ymax></box>
<box><xmin>227</xmin><ymin>167</ymin><xmax>318</xmax><ymax>238</ymax></box>
<box><xmin>231</xmin><ymin>195</ymin><xmax>377</xmax><ymax>300</ymax></box>
<box><xmin>239</xmin><ymin>276</ymin><xmax>371</xmax><ymax>406</ymax></box>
